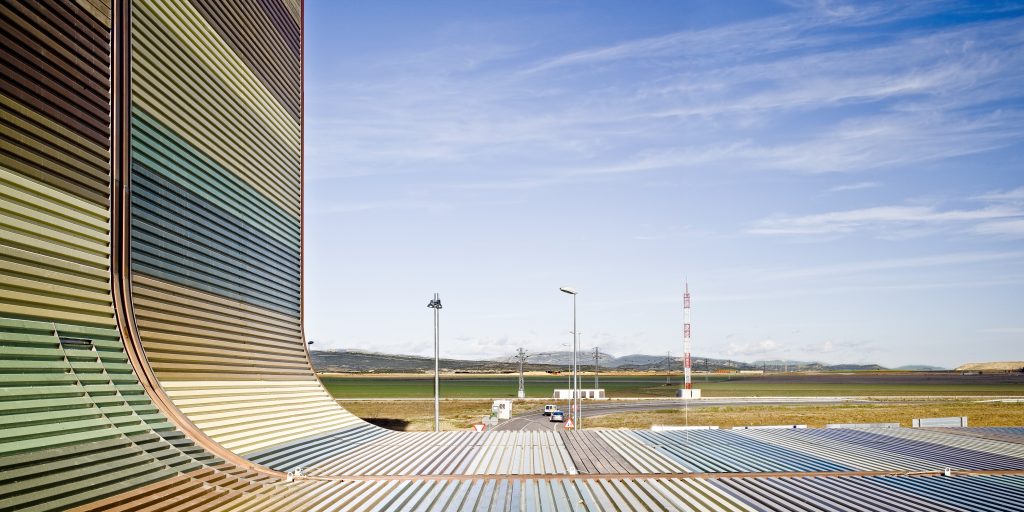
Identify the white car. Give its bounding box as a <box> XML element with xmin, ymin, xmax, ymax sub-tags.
<box><xmin>550</xmin><ymin>411</ymin><xmax>564</xmax><ymax>422</ymax></box>
<box><xmin>543</xmin><ymin>404</ymin><xmax>558</xmax><ymax>416</ymax></box>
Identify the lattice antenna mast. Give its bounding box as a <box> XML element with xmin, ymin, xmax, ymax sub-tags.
<box><xmin>683</xmin><ymin>281</ymin><xmax>692</xmax><ymax>391</ymax></box>
<box><xmin>516</xmin><ymin>348</ymin><xmax>527</xmax><ymax>398</ymax></box>
<box><xmin>666</xmin><ymin>351</ymin><xmax>672</xmax><ymax>384</ymax></box>
<box><xmin>593</xmin><ymin>347</ymin><xmax>601</xmax><ymax>389</ymax></box>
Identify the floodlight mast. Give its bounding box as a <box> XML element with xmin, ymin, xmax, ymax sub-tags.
<box><xmin>559</xmin><ymin>287</ymin><xmax>579</xmax><ymax>430</ymax></box>
<box><xmin>427</xmin><ymin>293</ymin><xmax>442</xmax><ymax>432</ymax></box>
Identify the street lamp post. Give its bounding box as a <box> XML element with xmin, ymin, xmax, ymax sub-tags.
<box><xmin>427</xmin><ymin>293</ymin><xmax>442</xmax><ymax>432</ymax></box>
<box><xmin>559</xmin><ymin>287</ymin><xmax>579</xmax><ymax>430</ymax></box>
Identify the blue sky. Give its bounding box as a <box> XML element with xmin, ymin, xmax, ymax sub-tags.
<box><xmin>302</xmin><ymin>1</ymin><xmax>1024</xmax><ymax>368</ymax></box>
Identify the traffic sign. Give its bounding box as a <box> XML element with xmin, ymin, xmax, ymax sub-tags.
<box><xmin>563</xmin><ymin>418</ymin><xmax>574</xmax><ymax>430</ymax></box>
<box><xmin>473</xmin><ymin>423</ymin><xmax>486</xmax><ymax>432</ymax></box>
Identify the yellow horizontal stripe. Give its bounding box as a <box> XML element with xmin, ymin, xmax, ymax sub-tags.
<box><xmin>133</xmin><ymin>0</ymin><xmax>300</xmax><ymax>217</ymax></box>
<box><xmin>160</xmin><ymin>379</ymin><xmax>363</xmax><ymax>454</ymax></box>
<box><xmin>0</xmin><ymin>166</ymin><xmax>107</xmax><ymax>223</ymax></box>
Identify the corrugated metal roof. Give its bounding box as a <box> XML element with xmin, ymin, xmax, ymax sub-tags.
<box><xmin>629</xmin><ymin>429</ymin><xmax>854</xmax><ymax>473</ymax></box>
<box><xmin>737</xmin><ymin>428</ymin><xmax>1024</xmax><ymax>471</ymax></box>
<box><xmin>734</xmin><ymin>428</ymin><xmax>940</xmax><ymax>471</ymax></box>
<box><xmin>593</xmin><ymin>429</ymin><xmax>690</xmax><ymax>473</ymax></box>
<box><xmin>73</xmin><ymin>474</ymin><xmax>1024</xmax><ymax>511</ymax></box>
<box><xmin>713</xmin><ymin>475</ymin><xmax>1024</xmax><ymax>512</ymax></box>
<box><xmin>931</xmin><ymin>427</ymin><xmax>1024</xmax><ymax>445</ymax></box>
<box><xmin>246</xmin><ymin>423</ymin><xmax>390</xmax><ymax>471</ymax></box>
<box><xmin>275</xmin><ymin>426</ymin><xmax>1024</xmax><ymax>482</ymax></box>
<box><xmin>304</xmin><ymin>431</ymin><xmax>576</xmax><ymax>476</ymax></box>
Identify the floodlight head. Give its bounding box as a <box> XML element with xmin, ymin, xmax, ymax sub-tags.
<box><xmin>559</xmin><ymin>287</ymin><xmax>577</xmax><ymax>295</ymax></box>
<box><xmin>427</xmin><ymin>295</ymin><xmax>443</xmax><ymax>309</ymax></box>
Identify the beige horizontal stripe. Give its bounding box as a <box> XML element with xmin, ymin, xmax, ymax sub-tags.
<box><xmin>132</xmin><ymin>295</ymin><xmax>300</xmax><ymax>337</ymax></box>
<box><xmin>134</xmin><ymin>274</ymin><xmax>299</xmax><ymax>327</ymax></box>
<box><xmin>0</xmin><ymin>302</ymin><xmax>114</xmax><ymax>326</ymax></box>
<box><xmin>0</xmin><ymin>225</ymin><xmax>107</xmax><ymax>268</ymax></box>
<box><xmin>134</xmin><ymin>309</ymin><xmax>301</xmax><ymax>350</ymax></box>
<box><xmin>136</xmin><ymin>329</ymin><xmax>305</xmax><ymax>362</ymax></box>
<box><xmin>0</xmin><ymin>165</ymin><xmax>107</xmax><ymax>222</ymax></box>
<box><xmin>0</xmin><ymin>193</ymin><xmax>108</xmax><ymax>245</ymax></box>
<box><xmin>0</xmin><ymin>273</ymin><xmax>110</xmax><ymax>304</ymax></box>
<box><xmin>0</xmin><ymin>166</ymin><xmax>112</xmax><ymax>326</ymax></box>
<box><xmin>135</xmin><ymin>311</ymin><xmax>300</xmax><ymax>346</ymax></box>
<box><xmin>144</xmin><ymin>351</ymin><xmax>309</xmax><ymax>372</ymax></box>
<box><xmin>148</xmin><ymin>361</ymin><xmax>304</xmax><ymax>376</ymax></box>
<box><xmin>167</xmin><ymin>395</ymin><xmax>330</xmax><ymax>414</ymax></box>
<box><xmin>0</xmin><ymin>247</ymin><xmax>110</xmax><ymax>288</ymax></box>
<box><xmin>158</xmin><ymin>379</ymin><xmax>362</xmax><ymax>455</ymax></box>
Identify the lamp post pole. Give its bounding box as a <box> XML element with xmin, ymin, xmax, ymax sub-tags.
<box><xmin>559</xmin><ymin>287</ymin><xmax>579</xmax><ymax>430</ymax></box>
<box><xmin>427</xmin><ymin>293</ymin><xmax>442</xmax><ymax>432</ymax></box>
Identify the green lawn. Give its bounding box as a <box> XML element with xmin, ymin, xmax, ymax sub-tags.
<box><xmin>319</xmin><ymin>375</ymin><xmax>692</xmax><ymax>398</ymax></box>
<box><xmin>318</xmin><ymin>373</ymin><xmax>1024</xmax><ymax>399</ymax></box>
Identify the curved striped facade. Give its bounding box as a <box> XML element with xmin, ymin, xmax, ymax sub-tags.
<box><xmin>2</xmin><ymin>2</ymin><xmax>1024</xmax><ymax>511</ymax></box>
<box><xmin>127</xmin><ymin>0</ymin><xmax>364</xmax><ymax>457</ymax></box>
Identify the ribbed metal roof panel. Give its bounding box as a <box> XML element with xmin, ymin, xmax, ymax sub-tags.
<box><xmin>246</xmin><ymin>423</ymin><xmax>390</xmax><ymax>471</ymax></box>
<box><xmin>930</xmin><ymin>427</ymin><xmax>1024</xmax><ymax>445</ymax></box>
<box><xmin>631</xmin><ymin>429</ymin><xmax>854</xmax><ymax>473</ymax></box>
<box><xmin>595</xmin><ymin>430</ymin><xmax>691</xmax><ymax>473</ymax></box>
<box><xmin>871</xmin><ymin>474</ymin><xmax>1024</xmax><ymax>512</ymax></box>
<box><xmin>303</xmin><ymin>430</ymin><xmax>577</xmax><ymax>476</ymax></box>
<box><xmin>742</xmin><ymin>428</ymin><xmax>1024</xmax><ymax>471</ymax></box>
<box><xmin>713</xmin><ymin>475</ymin><xmax>1024</xmax><ymax>512</ymax></box>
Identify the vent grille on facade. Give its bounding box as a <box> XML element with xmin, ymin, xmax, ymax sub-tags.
<box><xmin>59</xmin><ymin>337</ymin><xmax>95</xmax><ymax>348</ymax></box>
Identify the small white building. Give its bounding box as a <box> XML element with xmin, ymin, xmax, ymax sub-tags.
<box><xmin>676</xmin><ymin>388</ymin><xmax>702</xmax><ymax>399</ymax></box>
<box><xmin>553</xmin><ymin>389</ymin><xmax>606</xmax><ymax>399</ymax></box>
<box><xmin>491</xmin><ymin>399</ymin><xmax>512</xmax><ymax>420</ymax></box>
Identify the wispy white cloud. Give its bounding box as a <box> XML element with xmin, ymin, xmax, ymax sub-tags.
<box><xmin>761</xmin><ymin>251</ymin><xmax>1024</xmax><ymax>280</ymax></box>
<box><xmin>829</xmin><ymin>182</ymin><xmax>880</xmax><ymax>192</ymax></box>
<box><xmin>307</xmin><ymin>4</ymin><xmax>1024</xmax><ymax>188</ymax></box>
<box><xmin>726</xmin><ymin>338</ymin><xmax>781</xmax><ymax>357</ymax></box>
<box><xmin>522</xmin><ymin>1</ymin><xmax>954</xmax><ymax>74</ymax></box>
<box><xmin>702</xmin><ymin>275</ymin><xmax>1024</xmax><ymax>303</ymax></box>
<box><xmin>748</xmin><ymin>204</ymin><xmax>1023</xmax><ymax>236</ymax></box>
<box><xmin>973</xmin><ymin>219</ymin><xmax>1024</xmax><ymax>237</ymax></box>
<box><xmin>975</xmin><ymin>186</ymin><xmax>1024</xmax><ymax>202</ymax></box>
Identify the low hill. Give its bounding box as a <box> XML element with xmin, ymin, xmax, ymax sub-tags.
<box><xmin>896</xmin><ymin>365</ymin><xmax>947</xmax><ymax>371</ymax></box>
<box><xmin>955</xmin><ymin>361</ymin><xmax>1024</xmax><ymax>372</ymax></box>
<box><xmin>311</xmin><ymin>349</ymin><xmax>567</xmax><ymax>374</ymax></box>
<box><xmin>310</xmin><ymin>349</ymin><xmax>919</xmax><ymax>374</ymax></box>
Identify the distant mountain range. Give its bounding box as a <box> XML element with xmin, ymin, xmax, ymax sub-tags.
<box><xmin>310</xmin><ymin>349</ymin><xmax>947</xmax><ymax>373</ymax></box>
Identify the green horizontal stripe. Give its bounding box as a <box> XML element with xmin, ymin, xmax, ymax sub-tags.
<box><xmin>131</xmin><ymin>109</ymin><xmax>299</xmax><ymax>247</ymax></box>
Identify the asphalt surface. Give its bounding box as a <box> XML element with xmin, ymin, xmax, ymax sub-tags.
<box><xmin>491</xmin><ymin>397</ymin><xmax>865</xmax><ymax>431</ymax></box>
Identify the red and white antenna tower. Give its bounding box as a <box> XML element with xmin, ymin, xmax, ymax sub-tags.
<box><xmin>683</xmin><ymin>281</ymin><xmax>692</xmax><ymax>391</ymax></box>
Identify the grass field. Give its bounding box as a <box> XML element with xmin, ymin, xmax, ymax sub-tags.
<box><xmin>320</xmin><ymin>372</ymin><xmax>1024</xmax><ymax>399</ymax></box>
<box><xmin>337</xmin><ymin>399</ymin><xmax>1024</xmax><ymax>431</ymax></box>
<box><xmin>339</xmin><ymin>400</ymin><xmax>498</xmax><ymax>431</ymax></box>
<box><xmin>585</xmin><ymin>400</ymin><xmax>1024</xmax><ymax>429</ymax></box>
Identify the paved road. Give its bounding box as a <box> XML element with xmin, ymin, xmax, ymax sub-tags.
<box><xmin>491</xmin><ymin>397</ymin><xmax>867</xmax><ymax>431</ymax></box>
